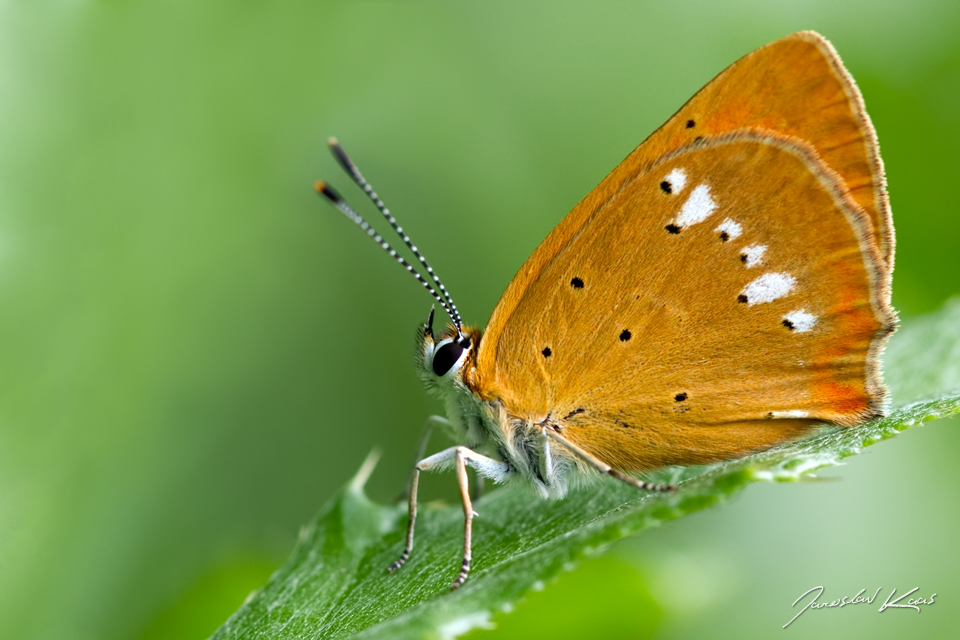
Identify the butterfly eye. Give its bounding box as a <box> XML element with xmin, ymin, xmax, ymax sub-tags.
<box><xmin>432</xmin><ymin>340</ymin><xmax>465</xmax><ymax>377</ymax></box>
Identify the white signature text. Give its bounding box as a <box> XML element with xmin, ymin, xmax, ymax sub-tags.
<box><xmin>783</xmin><ymin>585</ymin><xmax>936</xmax><ymax>628</ymax></box>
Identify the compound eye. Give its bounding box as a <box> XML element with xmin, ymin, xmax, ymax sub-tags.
<box><xmin>432</xmin><ymin>340</ymin><xmax>464</xmax><ymax>376</ymax></box>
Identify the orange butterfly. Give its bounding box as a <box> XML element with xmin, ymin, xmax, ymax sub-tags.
<box><xmin>316</xmin><ymin>31</ymin><xmax>896</xmax><ymax>589</ymax></box>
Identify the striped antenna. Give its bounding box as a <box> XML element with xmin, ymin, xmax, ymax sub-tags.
<box><xmin>327</xmin><ymin>138</ymin><xmax>464</xmax><ymax>331</ymax></box>
<box><xmin>314</xmin><ymin>180</ymin><xmax>465</xmax><ymax>341</ymax></box>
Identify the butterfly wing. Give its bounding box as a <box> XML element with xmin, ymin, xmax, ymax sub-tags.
<box><xmin>470</xmin><ymin>33</ymin><xmax>896</xmax><ymax>471</ymax></box>
<box><xmin>471</xmin><ymin>131</ymin><xmax>895</xmax><ymax>470</ymax></box>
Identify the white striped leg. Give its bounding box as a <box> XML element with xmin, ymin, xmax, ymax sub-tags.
<box><xmin>545</xmin><ymin>430</ymin><xmax>676</xmax><ymax>492</ymax></box>
<box><xmin>451</xmin><ymin>449</ymin><xmax>474</xmax><ymax>589</ymax></box>
<box><xmin>387</xmin><ymin>445</ymin><xmax>510</xmax><ymax>590</ymax></box>
<box><xmin>397</xmin><ymin>416</ymin><xmax>450</xmax><ymax>502</ymax></box>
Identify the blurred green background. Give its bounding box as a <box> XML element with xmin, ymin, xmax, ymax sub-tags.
<box><xmin>1</xmin><ymin>1</ymin><xmax>958</xmax><ymax>639</ymax></box>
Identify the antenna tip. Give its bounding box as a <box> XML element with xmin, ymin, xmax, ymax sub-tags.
<box><xmin>315</xmin><ymin>180</ymin><xmax>343</xmax><ymax>204</ymax></box>
<box><xmin>327</xmin><ymin>138</ymin><xmax>356</xmax><ymax>174</ymax></box>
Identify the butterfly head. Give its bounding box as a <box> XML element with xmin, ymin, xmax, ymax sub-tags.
<box><xmin>416</xmin><ymin>306</ymin><xmax>481</xmax><ymax>389</ymax></box>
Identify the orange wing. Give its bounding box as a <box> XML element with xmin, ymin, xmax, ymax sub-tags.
<box><xmin>469</xmin><ymin>33</ymin><xmax>895</xmax><ymax>471</ymax></box>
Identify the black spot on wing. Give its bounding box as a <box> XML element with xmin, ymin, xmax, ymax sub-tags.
<box><xmin>570</xmin><ymin>277</ymin><xmax>584</xmax><ymax>289</ymax></box>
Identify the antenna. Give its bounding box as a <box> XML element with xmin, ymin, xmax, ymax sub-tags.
<box><xmin>327</xmin><ymin>138</ymin><xmax>464</xmax><ymax>330</ymax></box>
<box><xmin>314</xmin><ymin>168</ymin><xmax>467</xmax><ymax>344</ymax></box>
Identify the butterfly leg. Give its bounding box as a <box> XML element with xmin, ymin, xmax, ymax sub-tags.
<box><xmin>396</xmin><ymin>415</ymin><xmax>449</xmax><ymax>502</ymax></box>
<box><xmin>387</xmin><ymin>445</ymin><xmax>510</xmax><ymax>590</ymax></box>
<box><xmin>539</xmin><ymin>427</ymin><xmax>555</xmax><ymax>485</ymax></box>
<box><xmin>470</xmin><ymin>470</ymin><xmax>485</xmax><ymax>502</ymax></box>
<box><xmin>545</xmin><ymin>430</ymin><xmax>676</xmax><ymax>492</ymax></box>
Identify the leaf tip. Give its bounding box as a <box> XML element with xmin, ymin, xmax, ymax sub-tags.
<box><xmin>349</xmin><ymin>448</ymin><xmax>381</xmax><ymax>493</ymax></box>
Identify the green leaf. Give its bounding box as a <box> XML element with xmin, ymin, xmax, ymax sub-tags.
<box><xmin>211</xmin><ymin>301</ymin><xmax>960</xmax><ymax>640</ymax></box>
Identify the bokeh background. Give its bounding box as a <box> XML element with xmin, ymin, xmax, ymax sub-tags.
<box><xmin>1</xmin><ymin>1</ymin><xmax>958</xmax><ymax>639</ymax></box>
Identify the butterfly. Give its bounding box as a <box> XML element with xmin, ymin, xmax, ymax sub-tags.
<box><xmin>316</xmin><ymin>30</ymin><xmax>897</xmax><ymax>589</ymax></box>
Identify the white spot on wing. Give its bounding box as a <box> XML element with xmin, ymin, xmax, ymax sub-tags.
<box><xmin>664</xmin><ymin>168</ymin><xmax>687</xmax><ymax>193</ymax></box>
<box><xmin>771</xmin><ymin>410</ymin><xmax>809</xmax><ymax>419</ymax></box>
<box><xmin>742</xmin><ymin>273</ymin><xmax>795</xmax><ymax>305</ymax></box>
<box><xmin>741</xmin><ymin>244</ymin><xmax>766</xmax><ymax>268</ymax></box>
<box><xmin>675</xmin><ymin>184</ymin><xmax>717</xmax><ymax>227</ymax></box>
<box><xmin>715</xmin><ymin>218</ymin><xmax>742</xmax><ymax>240</ymax></box>
<box><xmin>784</xmin><ymin>310</ymin><xmax>817</xmax><ymax>332</ymax></box>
